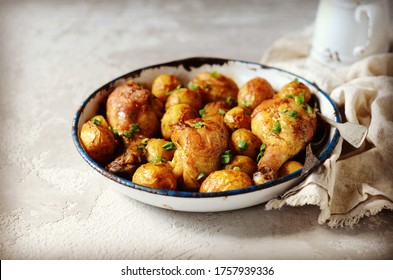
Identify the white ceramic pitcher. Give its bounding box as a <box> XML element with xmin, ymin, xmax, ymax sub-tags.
<box><xmin>310</xmin><ymin>0</ymin><xmax>391</xmax><ymax>67</ymax></box>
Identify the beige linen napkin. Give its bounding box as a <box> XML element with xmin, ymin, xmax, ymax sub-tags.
<box><xmin>262</xmin><ymin>26</ymin><xmax>393</xmax><ymax>227</ymax></box>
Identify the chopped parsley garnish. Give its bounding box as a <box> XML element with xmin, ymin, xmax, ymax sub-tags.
<box><xmin>233</xmin><ymin>166</ymin><xmax>240</xmax><ymax>171</ymax></box>
<box><xmin>281</xmin><ymin>108</ymin><xmax>288</xmax><ymax>114</ymax></box>
<box><xmin>293</xmin><ymin>78</ymin><xmax>300</xmax><ymax>83</ymax></box>
<box><xmin>149</xmin><ymin>156</ymin><xmax>167</xmax><ymax>165</ymax></box>
<box><xmin>137</xmin><ymin>138</ymin><xmax>149</xmax><ymax>154</ymax></box>
<box><xmin>287</xmin><ymin>111</ymin><xmax>298</xmax><ymax>119</ymax></box>
<box><xmin>91</xmin><ymin>117</ymin><xmax>101</xmax><ymax>126</ymax></box>
<box><xmin>168</xmin><ymin>84</ymin><xmax>182</xmax><ymax>93</ymax></box>
<box><xmin>205</xmin><ymin>84</ymin><xmax>211</xmax><ymax>89</ymax></box>
<box><xmin>136</xmin><ymin>145</ymin><xmax>147</xmax><ymax>154</ymax></box>
<box><xmin>220</xmin><ymin>150</ymin><xmax>233</xmax><ymax>165</ymax></box>
<box><xmin>295</xmin><ymin>93</ymin><xmax>305</xmax><ymax>104</ymax></box>
<box><xmin>192</xmin><ymin>121</ymin><xmax>205</xmax><ymax>128</ymax></box>
<box><xmin>285</xmin><ymin>94</ymin><xmax>294</xmax><ymax>99</ymax></box>
<box><xmin>210</xmin><ymin>71</ymin><xmax>220</xmax><ymax>78</ymax></box>
<box><xmin>123</xmin><ymin>130</ymin><xmax>133</xmax><ymax>138</ymax></box>
<box><xmin>271</xmin><ymin>120</ymin><xmax>281</xmax><ymax>134</ymax></box>
<box><xmin>123</xmin><ymin>123</ymin><xmax>140</xmax><ymax>138</ymax></box>
<box><xmin>226</xmin><ymin>96</ymin><xmax>237</xmax><ymax>106</ymax></box>
<box><xmin>162</xmin><ymin>142</ymin><xmax>176</xmax><ymax>151</ymax></box>
<box><xmin>199</xmin><ymin>108</ymin><xmax>206</xmax><ymax>118</ymax></box>
<box><xmin>108</xmin><ymin>126</ymin><xmax>119</xmax><ymax>138</ymax></box>
<box><xmin>256</xmin><ymin>143</ymin><xmax>267</xmax><ymax>162</ymax></box>
<box><xmin>303</xmin><ymin>104</ymin><xmax>313</xmax><ymax>114</ymax></box>
<box><xmin>240</xmin><ymin>100</ymin><xmax>250</xmax><ymax>108</ymax></box>
<box><xmin>237</xmin><ymin>139</ymin><xmax>249</xmax><ymax>152</ymax></box>
<box><xmin>141</xmin><ymin>138</ymin><xmax>149</xmax><ymax>145</ymax></box>
<box><xmin>129</xmin><ymin>123</ymin><xmax>141</xmax><ymax>133</ymax></box>
<box><xmin>218</xmin><ymin>108</ymin><xmax>226</xmax><ymax>115</ymax></box>
<box><xmin>197</xmin><ymin>172</ymin><xmax>207</xmax><ymax>181</ymax></box>
<box><xmin>187</xmin><ymin>81</ymin><xmax>199</xmax><ymax>90</ymax></box>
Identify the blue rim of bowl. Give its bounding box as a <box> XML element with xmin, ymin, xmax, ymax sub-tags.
<box><xmin>72</xmin><ymin>57</ymin><xmax>341</xmax><ymax>198</ymax></box>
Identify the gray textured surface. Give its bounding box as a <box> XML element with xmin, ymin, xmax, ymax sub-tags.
<box><xmin>0</xmin><ymin>0</ymin><xmax>392</xmax><ymax>259</ymax></box>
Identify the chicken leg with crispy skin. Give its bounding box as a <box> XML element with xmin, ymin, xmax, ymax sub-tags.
<box><xmin>251</xmin><ymin>97</ymin><xmax>316</xmax><ymax>184</ymax></box>
<box><xmin>105</xmin><ymin>80</ymin><xmax>164</xmax><ymax>176</ymax></box>
<box><xmin>170</xmin><ymin>118</ymin><xmax>229</xmax><ymax>191</ymax></box>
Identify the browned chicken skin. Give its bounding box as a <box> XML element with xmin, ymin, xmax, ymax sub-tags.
<box><xmin>106</xmin><ymin>80</ymin><xmax>163</xmax><ymax>139</ymax></box>
<box><xmin>251</xmin><ymin>97</ymin><xmax>316</xmax><ymax>184</ymax></box>
<box><xmin>170</xmin><ymin>118</ymin><xmax>229</xmax><ymax>191</ymax></box>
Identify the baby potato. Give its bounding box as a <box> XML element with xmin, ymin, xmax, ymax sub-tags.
<box><xmin>238</xmin><ymin>77</ymin><xmax>275</xmax><ymax>110</ymax></box>
<box><xmin>151</xmin><ymin>74</ymin><xmax>182</xmax><ymax>103</ymax></box>
<box><xmin>192</xmin><ymin>71</ymin><xmax>239</xmax><ymax>103</ymax></box>
<box><xmin>145</xmin><ymin>138</ymin><xmax>176</xmax><ymax>163</ymax></box>
<box><xmin>165</xmin><ymin>87</ymin><xmax>203</xmax><ymax>111</ymax></box>
<box><xmin>132</xmin><ymin>162</ymin><xmax>177</xmax><ymax>190</ymax></box>
<box><xmin>80</xmin><ymin>115</ymin><xmax>117</xmax><ymax>164</ymax></box>
<box><xmin>276</xmin><ymin>80</ymin><xmax>311</xmax><ymax>103</ymax></box>
<box><xmin>224</xmin><ymin>106</ymin><xmax>252</xmax><ymax>131</ymax></box>
<box><xmin>161</xmin><ymin>104</ymin><xmax>199</xmax><ymax>140</ymax></box>
<box><xmin>223</xmin><ymin>155</ymin><xmax>257</xmax><ymax>178</ymax></box>
<box><xmin>230</xmin><ymin>128</ymin><xmax>262</xmax><ymax>159</ymax></box>
<box><xmin>278</xmin><ymin>160</ymin><xmax>303</xmax><ymax>177</ymax></box>
<box><xmin>200</xmin><ymin>170</ymin><xmax>252</xmax><ymax>192</ymax></box>
<box><xmin>201</xmin><ymin>101</ymin><xmax>231</xmax><ymax>118</ymax></box>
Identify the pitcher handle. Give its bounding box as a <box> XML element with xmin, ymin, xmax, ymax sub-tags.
<box><xmin>353</xmin><ymin>2</ymin><xmax>385</xmax><ymax>57</ymax></box>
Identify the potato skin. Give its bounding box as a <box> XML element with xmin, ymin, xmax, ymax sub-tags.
<box><xmin>151</xmin><ymin>74</ymin><xmax>182</xmax><ymax>103</ymax></box>
<box><xmin>238</xmin><ymin>77</ymin><xmax>275</xmax><ymax>110</ymax></box>
<box><xmin>278</xmin><ymin>160</ymin><xmax>303</xmax><ymax>177</ymax></box>
<box><xmin>230</xmin><ymin>128</ymin><xmax>262</xmax><ymax>159</ymax></box>
<box><xmin>200</xmin><ymin>170</ymin><xmax>252</xmax><ymax>192</ymax></box>
<box><xmin>165</xmin><ymin>87</ymin><xmax>203</xmax><ymax>111</ymax></box>
<box><xmin>192</xmin><ymin>71</ymin><xmax>239</xmax><ymax>103</ymax></box>
<box><xmin>161</xmin><ymin>104</ymin><xmax>199</xmax><ymax>140</ymax></box>
<box><xmin>80</xmin><ymin>115</ymin><xmax>117</xmax><ymax>164</ymax></box>
<box><xmin>224</xmin><ymin>106</ymin><xmax>252</xmax><ymax>131</ymax></box>
<box><xmin>145</xmin><ymin>138</ymin><xmax>176</xmax><ymax>163</ymax></box>
<box><xmin>275</xmin><ymin>80</ymin><xmax>311</xmax><ymax>103</ymax></box>
<box><xmin>132</xmin><ymin>162</ymin><xmax>177</xmax><ymax>190</ymax></box>
<box><xmin>223</xmin><ymin>155</ymin><xmax>257</xmax><ymax>178</ymax></box>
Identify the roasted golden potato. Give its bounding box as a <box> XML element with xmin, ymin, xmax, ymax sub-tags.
<box><xmin>161</xmin><ymin>104</ymin><xmax>199</xmax><ymax>140</ymax></box>
<box><xmin>192</xmin><ymin>71</ymin><xmax>239</xmax><ymax>103</ymax></box>
<box><xmin>80</xmin><ymin>115</ymin><xmax>117</xmax><ymax>164</ymax></box>
<box><xmin>278</xmin><ymin>160</ymin><xmax>303</xmax><ymax>177</ymax></box>
<box><xmin>145</xmin><ymin>138</ymin><xmax>176</xmax><ymax>163</ymax></box>
<box><xmin>275</xmin><ymin>80</ymin><xmax>312</xmax><ymax>103</ymax></box>
<box><xmin>132</xmin><ymin>162</ymin><xmax>177</xmax><ymax>190</ymax></box>
<box><xmin>201</xmin><ymin>101</ymin><xmax>231</xmax><ymax>118</ymax></box>
<box><xmin>230</xmin><ymin>128</ymin><xmax>262</xmax><ymax>159</ymax></box>
<box><xmin>165</xmin><ymin>87</ymin><xmax>203</xmax><ymax>111</ymax></box>
<box><xmin>200</xmin><ymin>170</ymin><xmax>252</xmax><ymax>192</ymax></box>
<box><xmin>237</xmin><ymin>77</ymin><xmax>275</xmax><ymax>110</ymax></box>
<box><xmin>224</xmin><ymin>106</ymin><xmax>252</xmax><ymax>131</ymax></box>
<box><xmin>223</xmin><ymin>155</ymin><xmax>257</xmax><ymax>178</ymax></box>
<box><xmin>151</xmin><ymin>74</ymin><xmax>182</xmax><ymax>103</ymax></box>
<box><xmin>106</xmin><ymin>80</ymin><xmax>163</xmax><ymax>139</ymax></box>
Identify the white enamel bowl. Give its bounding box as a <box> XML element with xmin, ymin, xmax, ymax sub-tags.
<box><xmin>72</xmin><ymin>57</ymin><xmax>341</xmax><ymax>212</ymax></box>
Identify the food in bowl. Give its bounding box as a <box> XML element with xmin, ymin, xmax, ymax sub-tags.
<box><xmin>79</xmin><ymin>71</ymin><xmax>316</xmax><ymax>193</ymax></box>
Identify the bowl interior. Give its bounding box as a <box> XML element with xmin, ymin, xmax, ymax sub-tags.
<box><xmin>72</xmin><ymin>57</ymin><xmax>341</xmax><ymax>200</ymax></box>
